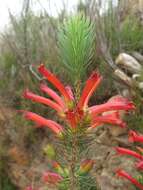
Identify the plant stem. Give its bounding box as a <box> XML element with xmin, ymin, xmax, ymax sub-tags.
<box><xmin>69</xmin><ymin>80</ymin><xmax>81</xmax><ymax>190</ymax></box>
<box><xmin>70</xmin><ymin>132</ymin><xmax>78</xmax><ymax>190</ymax></box>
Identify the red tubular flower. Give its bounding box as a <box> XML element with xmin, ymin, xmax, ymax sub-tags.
<box><xmin>25</xmin><ymin>187</ymin><xmax>33</xmax><ymax>190</ymax></box>
<box><xmin>116</xmin><ymin>169</ymin><xmax>143</xmax><ymax>190</ymax></box>
<box><xmin>92</xmin><ymin>113</ymin><xmax>126</xmax><ymax>128</ymax></box>
<box><xmin>78</xmin><ymin>71</ymin><xmax>102</xmax><ymax>110</ymax></box>
<box><xmin>108</xmin><ymin>96</ymin><xmax>132</xmax><ymax>103</ymax></box>
<box><xmin>89</xmin><ymin>96</ymin><xmax>135</xmax><ymax>116</ymax></box>
<box><xmin>66</xmin><ymin>110</ymin><xmax>78</xmax><ymax>129</ymax></box>
<box><xmin>115</xmin><ymin>147</ymin><xmax>143</xmax><ymax>160</ymax></box>
<box><xmin>42</xmin><ymin>171</ymin><xmax>63</xmax><ymax>185</ymax></box>
<box><xmin>24</xmin><ymin>89</ymin><xmax>63</xmax><ymax>113</ymax></box>
<box><xmin>40</xmin><ymin>83</ymin><xmax>65</xmax><ymax>108</ymax></box>
<box><xmin>79</xmin><ymin>159</ymin><xmax>94</xmax><ymax>175</ymax></box>
<box><xmin>38</xmin><ymin>64</ymin><xmax>71</xmax><ymax>102</ymax></box>
<box><xmin>136</xmin><ymin>161</ymin><xmax>143</xmax><ymax>170</ymax></box>
<box><xmin>22</xmin><ymin>111</ymin><xmax>63</xmax><ymax>135</ymax></box>
<box><xmin>22</xmin><ymin>66</ymin><xmax>135</xmax><ymax>133</ymax></box>
<box><xmin>129</xmin><ymin>130</ymin><xmax>143</xmax><ymax>143</ymax></box>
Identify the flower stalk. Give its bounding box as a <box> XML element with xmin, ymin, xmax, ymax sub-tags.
<box><xmin>70</xmin><ymin>133</ymin><xmax>78</xmax><ymax>190</ymax></box>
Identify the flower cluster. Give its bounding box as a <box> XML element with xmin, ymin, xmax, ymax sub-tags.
<box><xmin>23</xmin><ymin>64</ymin><xmax>135</xmax><ymax>135</ymax></box>
<box><xmin>22</xmin><ymin>64</ymin><xmax>135</xmax><ymax>189</ymax></box>
<box><xmin>116</xmin><ymin>130</ymin><xmax>143</xmax><ymax>190</ymax></box>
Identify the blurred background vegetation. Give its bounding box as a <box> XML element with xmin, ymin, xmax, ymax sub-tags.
<box><xmin>0</xmin><ymin>0</ymin><xmax>143</xmax><ymax>189</ymax></box>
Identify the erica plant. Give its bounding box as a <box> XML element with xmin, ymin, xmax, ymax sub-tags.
<box><xmin>23</xmin><ymin>64</ymin><xmax>135</xmax><ymax>190</ymax></box>
<box><xmin>22</xmin><ymin>15</ymin><xmax>135</xmax><ymax>190</ymax></box>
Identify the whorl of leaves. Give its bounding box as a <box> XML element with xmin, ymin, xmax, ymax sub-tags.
<box><xmin>58</xmin><ymin>14</ymin><xmax>95</xmax><ymax>83</ymax></box>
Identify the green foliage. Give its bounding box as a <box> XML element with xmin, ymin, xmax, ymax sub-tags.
<box><xmin>102</xmin><ymin>2</ymin><xmax>121</xmax><ymax>57</ymax></box>
<box><xmin>99</xmin><ymin>2</ymin><xmax>143</xmax><ymax>59</ymax></box>
<box><xmin>0</xmin><ymin>174</ymin><xmax>17</xmax><ymax>190</ymax></box>
<box><xmin>58</xmin><ymin>14</ymin><xmax>95</xmax><ymax>83</ymax></box>
<box><xmin>0</xmin><ymin>52</ymin><xmax>17</xmax><ymax>89</ymax></box>
<box><xmin>124</xmin><ymin>85</ymin><xmax>143</xmax><ymax>133</ymax></box>
<box><xmin>0</xmin><ymin>148</ymin><xmax>17</xmax><ymax>190</ymax></box>
<box><xmin>79</xmin><ymin>175</ymin><xmax>97</xmax><ymax>190</ymax></box>
<box><xmin>126</xmin><ymin>113</ymin><xmax>143</xmax><ymax>133</ymax></box>
<box><xmin>58</xmin><ymin>175</ymin><xmax>97</xmax><ymax>190</ymax></box>
<box><xmin>120</xmin><ymin>15</ymin><xmax>143</xmax><ymax>52</ymax></box>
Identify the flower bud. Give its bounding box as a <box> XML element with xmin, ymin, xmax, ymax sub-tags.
<box><xmin>52</xmin><ymin>161</ymin><xmax>64</xmax><ymax>175</ymax></box>
<box><xmin>42</xmin><ymin>171</ymin><xmax>63</xmax><ymax>185</ymax></box>
<box><xmin>79</xmin><ymin>159</ymin><xmax>94</xmax><ymax>175</ymax></box>
<box><xmin>43</xmin><ymin>144</ymin><xmax>55</xmax><ymax>159</ymax></box>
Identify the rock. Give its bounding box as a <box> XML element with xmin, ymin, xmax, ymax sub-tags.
<box><xmin>98</xmin><ymin>130</ymin><xmax>112</xmax><ymax>145</ymax></box>
<box><xmin>95</xmin><ymin>148</ymin><xmax>138</xmax><ymax>190</ymax></box>
<box><xmin>138</xmin><ymin>82</ymin><xmax>143</xmax><ymax>89</ymax></box>
<box><xmin>113</xmin><ymin>135</ymin><xmax>131</xmax><ymax>146</ymax></box>
<box><xmin>96</xmin><ymin>173</ymin><xmax>115</xmax><ymax>190</ymax></box>
<box><xmin>114</xmin><ymin>69</ymin><xmax>133</xmax><ymax>86</ymax></box>
<box><xmin>8</xmin><ymin>146</ymin><xmax>29</xmax><ymax>166</ymax></box>
<box><xmin>122</xmin><ymin>89</ymin><xmax>130</xmax><ymax>98</ymax></box>
<box><xmin>108</xmin><ymin>126</ymin><xmax>127</xmax><ymax>137</ymax></box>
<box><xmin>115</xmin><ymin>53</ymin><xmax>142</xmax><ymax>73</ymax></box>
<box><xmin>9</xmin><ymin>164</ymin><xmax>29</xmax><ymax>189</ymax></box>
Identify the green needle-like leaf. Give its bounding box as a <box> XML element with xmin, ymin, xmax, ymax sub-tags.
<box><xmin>58</xmin><ymin>14</ymin><xmax>95</xmax><ymax>83</ymax></box>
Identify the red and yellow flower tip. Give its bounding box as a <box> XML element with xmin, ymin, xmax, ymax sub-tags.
<box><xmin>91</xmin><ymin>112</ymin><xmax>126</xmax><ymax>128</ymax></box>
<box><xmin>40</xmin><ymin>83</ymin><xmax>65</xmax><ymax>109</ymax></box>
<box><xmin>115</xmin><ymin>147</ymin><xmax>143</xmax><ymax>160</ymax></box>
<box><xmin>23</xmin><ymin>89</ymin><xmax>63</xmax><ymax>113</ymax></box>
<box><xmin>129</xmin><ymin>130</ymin><xmax>143</xmax><ymax>143</ymax></box>
<box><xmin>42</xmin><ymin>171</ymin><xmax>63</xmax><ymax>185</ymax></box>
<box><xmin>21</xmin><ymin>111</ymin><xmax>63</xmax><ymax>136</ymax></box>
<box><xmin>116</xmin><ymin>169</ymin><xmax>143</xmax><ymax>190</ymax></box>
<box><xmin>89</xmin><ymin>96</ymin><xmax>135</xmax><ymax>116</ymax></box>
<box><xmin>78</xmin><ymin>71</ymin><xmax>102</xmax><ymax>110</ymax></box>
<box><xmin>38</xmin><ymin>64</ymin><xmax>72</xmax><ymax>103</ymax></box>
<box><xmin>79</xmin><ymin>159</ymin><xmax>94</xmax><ymax>175</ymax></box>
<box><xmin>52</xmin><ymin>161</ymin><xmax>64</xmax><ymax>175</ymax></box>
